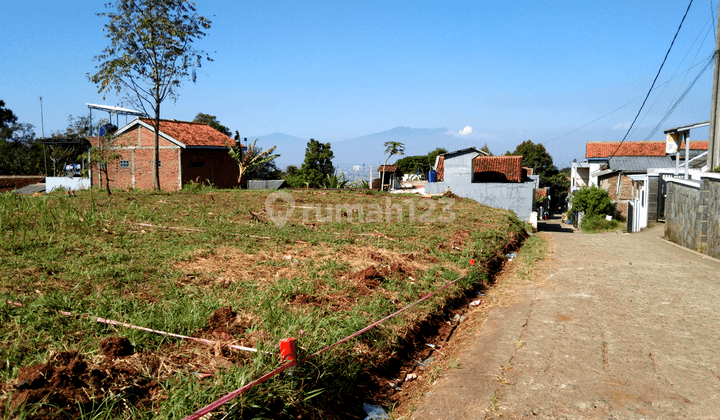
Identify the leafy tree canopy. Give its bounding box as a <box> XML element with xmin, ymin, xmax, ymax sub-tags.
<box><xmin>395</xmin><ymin>147</ymin><xmax>447</xmax><ymax>175</ymax></box>
<box><xmin>0</xmin><ymin>99</ymin><xmax>18</xmax><ymax>139</ymax></box>
<box><xmin>193</xmin><ymin>113</ymin><xmax>231</xmax><ymax>137</ymax></box>
<box><xmin>90</xmin><ymin>0</ymin><xmax>212</xmax><ymax>190</ymax></box>
<box><xmin>571</xmin><ymin>185</ymin><xmax>614</xmax><ymax>217</ymax></box>
<box><xmin>286</xmin><ymin>139</ymin><xmax>334</xmax><ymax>188</ymax></box>
<box><xmin>507</xmin><ymin>140</ymin><xmax>570</xmax><ymax>207</ymax></box>
<box><xmin>507</xmin><ymin>140</ymin><xmax>556</xmax><ymax>180</ymax></box>
<box><xmin>480</xmin><ymin>143</ymin><xmax>492</xmax><ymax>156</ymax></box>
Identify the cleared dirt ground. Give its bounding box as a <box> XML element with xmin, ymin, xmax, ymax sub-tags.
<box><xmin>413</xmin><ymin>217</ymin><xmax>720</xmax><ymax>419</ymax></box>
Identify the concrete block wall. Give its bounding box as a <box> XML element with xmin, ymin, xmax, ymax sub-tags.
<box><xmin>704</xmin><ymin>177</ymin><xmax>720</xmax><ymax>259</ymax></box>
<box><xmin>426</xmin><ymin>180</ymin><xmax>535</xmax><ymax>220</ymax></box>
<box><xmin>665</xmin><ymin>175</ymin><xmax>720</xmax><ymax>259</ymax></box>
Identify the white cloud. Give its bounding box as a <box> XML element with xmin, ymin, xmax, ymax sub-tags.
<box><xmin>458</xmin><ymin>126</ymin><xmax>473</xmax><ymax>136</ymax></box>
<box><xmin>613</xmin><ymin>122</ymin><xmax>632</xmax><ymax>130</ymax></box>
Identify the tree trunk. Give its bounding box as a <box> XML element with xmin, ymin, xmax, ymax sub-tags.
<box><xmin>152</xmin><ymin>104</ymin><xmax>161</xmax><ymax>191</ymax></box>
<box><xmin>381</xmin><ymin>156</ymin><xmax>391</xmax><ymax>192</ymax></box>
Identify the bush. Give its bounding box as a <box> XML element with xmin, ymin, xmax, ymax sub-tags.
<box><xmin>581</xmin><ymin>214</ymin><xmax>623</xmax><ymax>233</ymax></box>
<box><xmin>571</xmin><ymin>185</ymin><xmax>614</xmax><ymax>216</ymax></box>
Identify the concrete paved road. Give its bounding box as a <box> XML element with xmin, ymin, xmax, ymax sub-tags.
<box><xmin>413</xmin><ymin>218</ymin><xmax>720</xmax><ymax>419</ymax></box>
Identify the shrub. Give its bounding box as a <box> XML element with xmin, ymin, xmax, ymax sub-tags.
<box><xmin>581</xmin><ymin>214</ymin><xmax>623</xmax><ymax>233</ymax></box>
<box><xmin>571</xmin><ymin>185</ymin><xmax>614</xmax><ymax>216</ymax></box>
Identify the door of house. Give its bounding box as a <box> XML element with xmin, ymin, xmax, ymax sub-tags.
<box><xmin>627</xmin><ymin>201</ymin><xmax>635</xmax><ymax>233</ymax></box>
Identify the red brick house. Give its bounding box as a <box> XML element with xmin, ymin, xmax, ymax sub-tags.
<box><xmin>90</xmin><ymin>118</ymin><xmax>245</xmax><ymax>191</ymax></box>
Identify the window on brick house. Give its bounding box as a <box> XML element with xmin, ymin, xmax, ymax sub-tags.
<box><xmin>119</xmin><ymin>160</ymin><xmax>130</xmax><ymax>168</ymax></box>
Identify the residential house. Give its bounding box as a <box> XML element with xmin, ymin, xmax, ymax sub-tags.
<box><xmin>90</xmin><ymin>118</ymin><xmax>245</xmax><ymax>191</ymax></box>
<box><xmin>572</xmin><ymin>140</ymin><xmax>708</xmax><ymax>220</ymax></box>
<box><xmin>427</xmin><ymin>149</ymin><xmax>539</xmax><ymax>221</ymax></box>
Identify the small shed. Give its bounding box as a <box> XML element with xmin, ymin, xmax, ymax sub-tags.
<box><xmin>378</xmin><ymin>165</ymin><xmax>403</xmax><ymax>190</ymax></box>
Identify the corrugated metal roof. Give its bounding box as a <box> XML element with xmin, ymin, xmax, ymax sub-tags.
<box><xmin>608</xmin><ymin>156</ymin><xmax>674</xmax><ymax>172</ymax></box>
<box><xmin>247</xmin><ymin>180</ymin><xmax>286</xmax><ymax>190</ymax></box>
<box><xmin>13</xmin><ymin>184</ymin><xmax>46</xmax><ymax>195</ymax></box>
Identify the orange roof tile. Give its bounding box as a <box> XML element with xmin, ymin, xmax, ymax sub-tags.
<box><xmin>140</xmin><ymin>118</ymin><xmax>238</xmax><ymax>148</ymax></box>
<box><xmin>473</xmin><ymin>156</ymin><xmax>523</xmax><ymax>182</ymax></box>
<box><xmin>586</xmin><ymin>141</ymin><xmax>666</xmax><ymax>158</ymax></box>
<box><xmin>678</xmin><ymin>140</ymin><xmax>708</xmax><ymax>150</ymax></box>
<box><xmin>378</xmin><ymin>165</ymin><xmax>400</xmax><ymax>173</ymax></box>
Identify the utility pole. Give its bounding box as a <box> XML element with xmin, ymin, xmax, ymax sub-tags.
<box><xmin>39</xmin><ymin>96</ymin><xmax>47</xmax><ymax>176</ymax></box>
<box><xmin>708</xmin><ymin>0</ymin><xmax>720</xmax><ymax>171</ymax></box>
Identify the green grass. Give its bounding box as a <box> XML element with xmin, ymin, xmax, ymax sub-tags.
<box><xmin>0</xmin><ymin>188</ymin><xmax>526</xmax><ymax>419</ymax></box>
<box><xmin>581</xmin><ymin>214</ymin><xmax>624</xmax><ymax>233</ymax></box>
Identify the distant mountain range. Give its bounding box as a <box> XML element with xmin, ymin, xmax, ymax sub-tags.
<box><xmin>254</xmin><ymin>126</ymin><xmax>485</xmax><ymax>170</ymax></box>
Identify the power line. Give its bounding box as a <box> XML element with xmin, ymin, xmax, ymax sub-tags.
<box><xmin>608</xmin><ymin>0</ymin><xmax>695</xmax><ymax>161</ymax></box>
<box><xmin>643</xmin><ymin>53</ymin><xmax>713</xmax><ymax>140</ymax></box>
<box><xmin>542</xmin><ymin>57</ymin><xmax>710</xmax><ymax>145</ymax></box>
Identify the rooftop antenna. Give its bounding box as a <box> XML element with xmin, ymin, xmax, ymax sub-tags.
<box><xmin>38</xmin><ymin>96</ymin><xmax>45</xmax><ymax>138</ymax></box>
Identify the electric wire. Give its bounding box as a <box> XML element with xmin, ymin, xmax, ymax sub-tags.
<box><xmin>644</xmin><ymin>53</ymin><xmax>714</xmax><ymax>140</ymax></box>
<box><xmin>608</xmin><ymin>0</ymin><xmax>695</xmax><ymax>161</ymax></box>
<box><xmin>632</xmin><ymin>14</ymin><xmax>715</xmax><ymax>140</ymax></box>
<box><xmin>541</xmin><ymin>56</ymin><xmax>710</xmax><ymax>145</ymax></box>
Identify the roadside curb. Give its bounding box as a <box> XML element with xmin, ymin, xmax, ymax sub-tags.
<box><xmin>656</xmin><ymin>236</ymin><xmax>720</xmax><ymax>265</ymax></box>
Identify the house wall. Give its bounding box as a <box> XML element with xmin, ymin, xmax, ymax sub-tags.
<box><xmin>598</xmin><ymin>172</ymin><xmax>633</xmax><ymax>219</ymax></box>
<box><xmin>426</xmin><ymin>179</ymin><xmax>536</xmax><ymax>220</ymax></box>
<box><xmin>664</xmin><ymin>175</ymin><xmax>720</xmax><ymax>259</ymax></box>
<box><xmin>570</xmin><ymin>164</ymin><xmax>589</xmax><ymax>192</ymax></box>
<box><xmin>92</xmin><ymin>127</ymin><xmax>183</xmax><ymax>191</ymax></box>
<box><xmin>443</xmin><ymin>153</ymin><xmax>475</xmax><ymax>184</ymax></box>
<box><xmin>180</xmin><ymin>149</ymin><xmax>239</xmax><ymax>188</ymax></box>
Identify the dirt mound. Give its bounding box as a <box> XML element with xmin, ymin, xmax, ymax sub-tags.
<box><xmin>100</xmin><ymin>336</ymin><xmax>134</xmax><ymax>359</ymax></box>
<box><xmin>8</xmin><ymin>348</ymin><xmax>159</xmax><ymax>418</ymax></box>
<box><xmin>196</xmin><ymin>306</ymin><xmax>262</xmax><ymax>349</ymax></box>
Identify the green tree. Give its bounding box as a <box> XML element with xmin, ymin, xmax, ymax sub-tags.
<box><xmin>571</xmin><ymin>185</ymin><xmax>614</xmax><ymax>216</ymax></box>
<box><xmin>508</xmin><ymin>140</ymin><xmax>569</xmax><ymax>206</ymax></box>
<box><xmin>0</xmin><ymin>123</ymin><xmax>44</xmax><ymax>176</ymax></box>
<box><xmin>286</xmin><ymin>139</ymin><xmax>334</xmax><ymax>188</ymax></box>
<box><xmin>0</xmin><ymin>100</ymin><xmax>45</xmax><ymax>176</ymax></box>
<box><xmin>395</xmin><ymin>147</ymin><xmax>447</xmax><ymax>177</ymax></box>
<box><xmin>284</xmin><ymin>165</ymin><xmax>299</xmax><ymax>176</ymax></box>
<box><xmin>83</xmin><ymin>133</ymin><xmax>122</xmax><ymax>194</ymax></box>
<box><xmin>0</xmin><ymin>99</ymin><xmax>18</xmax><ymax>139</ymax></box>
<box><xmin>381</xmin><ymin>141</ymin><xmax>405</xmax><ymax>191</ymax></box>
<box><xmin>227</xmin><ymin>138</ymin><xmax>279</xmax><ymax>186</ymax></box>
<box><xmin>90</xmin><ymin>0</ymin><xmax>212</xmax><ymax>191</ymax></box>
<box><xmin>193</xmin><ymin>113</ymin><xmax>231</xmax><ymax>136</ymax></box>
<box><xmin>480</xmin><ymin>143</ymin><xmax>493</xmax><ymax>156</ymax></box>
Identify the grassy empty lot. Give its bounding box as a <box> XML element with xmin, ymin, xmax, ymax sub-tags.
<box><xmin>0</xmin><ymin>187</ymin><xmax>526</xmax><ymax>419</ymax></box>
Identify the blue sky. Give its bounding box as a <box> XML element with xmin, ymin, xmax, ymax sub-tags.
<box><xmin>2</xmin><ymin>0</ymin><xmax>717</xmax><ymax>168</ymax></box>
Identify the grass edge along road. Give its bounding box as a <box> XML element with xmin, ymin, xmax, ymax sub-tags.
<box><xmin>0</xmin><ymin>188</ymin><xmax>528</xmax><ymax>419</ymax></box>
